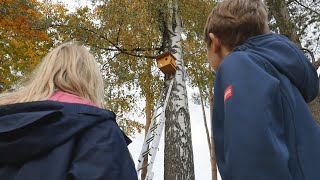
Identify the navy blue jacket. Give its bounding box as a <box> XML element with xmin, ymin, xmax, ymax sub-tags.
<box><xmin>213</xmin><ymin>34</ymin><xmax>320</xmax><ymax>180</ymax></box>
<box><xmin>0</xmin><ymin>101</ymin><xmax>138</xmax><ymax>180</ymax></box>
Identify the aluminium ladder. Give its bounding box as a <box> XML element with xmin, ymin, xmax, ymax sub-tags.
<box><xmin>136</xmin><ymin>79</ymin><xmax>174</xmax><ymax>180</ymax></box>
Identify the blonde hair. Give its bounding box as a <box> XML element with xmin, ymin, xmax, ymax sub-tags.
<box><xmin>0</xmin><ymin>42</ymin><xmax>105</xmax><ymax>108</ymax></box>
<box><xmin>204</xmin><ymin>0</ymin><xmax>269</xmax><ymax>49</ymax></box>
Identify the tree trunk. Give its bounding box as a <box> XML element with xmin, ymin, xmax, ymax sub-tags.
<box><xmin>266</xmin><ymin>0</ymin><xmax>301</xmax><ymax>46</ymax></box>
<box><xmin>141</xmin><ymin>96</ymin><xmax>152</xmax><ymax>180</ymax></box>
<box><xmin>266</xmin><ymin>0</ymin><xmax>320</xmax><ymax>124</ymax></box>
<box><xmin>164</xmin><ymin>0</ymin><xmax>195</xmax><ymax>179</ymax></box>
<box><xmin>198</xmin><ymin>82</ymin><xmax>217</xmax><ymax>180</ymax></box>
<box><xmin>208</xmin><ymin>80</ymin><xmax>218</xmax><ymax>180</ymax></box>
<box><xmin>141</xmin><ymin>60</ymin><xmax>154</xmax><ymax>180</ymax></box>
<box><xmin>308</xmin><ymin>93</ymin><xmax>320</xmax><ymax>126</ymax></box>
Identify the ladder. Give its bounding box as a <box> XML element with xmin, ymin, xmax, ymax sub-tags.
<box><xmin>136</xmin><ymin>79</ymin><xmax>174</xmax><ymax>180</ymax></box>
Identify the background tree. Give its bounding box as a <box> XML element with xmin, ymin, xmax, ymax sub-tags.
<box><xmin>0</xmin><ymin>0</ymin><xmax>51</xmax><ymax>92</ymax></box>
<box><xmin>182</xmin><ymin>0</ymin><xmax>216</xmax><ymax>179</ymax></box>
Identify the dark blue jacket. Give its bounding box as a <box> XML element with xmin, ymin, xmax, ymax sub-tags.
<box><xmin>0</xmin><ymin>101</ymin><xmax>138</xmax><ymax>180</ymax></box>
<box><xmin>213</xmin><ymin>34</ymin><xmax>320</xmax><ymax>180</ymax></box>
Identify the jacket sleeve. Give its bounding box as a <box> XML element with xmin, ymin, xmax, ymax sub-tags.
<box><xmin>215</xmin><ymin>52</ymin><xmax>292</xmax><ymax>180</ymax></box>
<box><xmin>68</xmin><ymin>118</ymin><xmax>138</xmax><ymax>180</ymax></box>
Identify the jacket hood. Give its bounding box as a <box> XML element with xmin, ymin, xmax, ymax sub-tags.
<box><xmin>234</xmin><ymin>33</ymin><xmax>319</xmax><ymax>103</ymax></box>
<box><xmin>0</xmin><ymin>101</ymin><xmax>124</xmax><ymax>164</ymax></box>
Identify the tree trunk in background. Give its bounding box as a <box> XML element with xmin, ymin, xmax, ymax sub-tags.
<box><xmin>141</xmin><ymin>96</ymin><xmax>152</xmax><ymax>180</ymax></box>
<box><xmin>209</xmin><ymin>80</ymin><xmax>217</xmax><ymax>180</ymax></box>
<box><xmin>164</xmin><ymin>0</ymin><xmax>195</xmax><ymax>179</ymax></box>
<box><xmin>266</xmin><ymin>0</ymin><xmax>320</xmax><ymax>124</ymax></box>
<box><xmin>141</xmin><ymin>61</ymin><xmax>154</xmax><ymax>180</ymax></box>
<box><xmin>198</xmin><ymin>83</ymin><xmax>217</xmax><ymax>180</ymax></box>
<box><xmin>308</xmin><ymin>94</ymin><xmax>320</xmax><ymax>126</ymax></box>
<box><xmin>266</xmin><ymin>0</ymin><xmax>301</xmax><ymax>46</ymax></box>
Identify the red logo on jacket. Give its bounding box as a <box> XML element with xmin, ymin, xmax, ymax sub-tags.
<box><xmin>224</xmin><ymin>85</ymin><xmax>232</xmax><ymax>103</ymax></box>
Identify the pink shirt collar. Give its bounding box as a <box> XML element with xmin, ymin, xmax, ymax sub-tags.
<box><xmin>48</xmin><ymin>90</ymin><xmax>97</xmax><ymax>107</ymax></box>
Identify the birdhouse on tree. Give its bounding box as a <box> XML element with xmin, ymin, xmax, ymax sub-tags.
<box><xmin>155</xmin><ymin>51</ymin><xmax>177</xmax><ymax>79</ymax></box>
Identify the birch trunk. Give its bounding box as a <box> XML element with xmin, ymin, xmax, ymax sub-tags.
<box><xmin>164</xmin><ymin>1</ymin><xmax>195</xmax><ymax>179</ymax></box>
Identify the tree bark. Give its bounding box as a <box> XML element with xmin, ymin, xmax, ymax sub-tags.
<box><xmin>309</xmin><ymin>94</ymin><xmax>320</xmax><ymax>126</ymax></box>
<box><xmin>266</xmin><ymin>0</ymin><xmax>301</xmax><ymax>46</ymax></box>
<box><xmin>164</xmin><ymin>0</ymin><xmax>195</xmax><ymax>179</ymax></box>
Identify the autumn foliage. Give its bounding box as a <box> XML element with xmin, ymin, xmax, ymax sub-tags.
<box><xmin>0</xmin><ymin>0</ymin><xmax>50</xmax><ymax>91</ymax></box>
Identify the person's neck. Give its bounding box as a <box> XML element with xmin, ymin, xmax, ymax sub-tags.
<box><xmin>220</xmin><ymin>46</ymin><xmax>231</xmax><ymax>59</ymax></box>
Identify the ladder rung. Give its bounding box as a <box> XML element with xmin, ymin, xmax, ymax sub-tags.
<box><xmin>137</xmin><ymin>163</ymin><xmax>150</xmax><ymax>171</ymax></box>
<box><xmin>146</xmin><ymin>135</ymin><xmax>155</xmax><ymax>144</ymax></box>
<box><xmin>156</xmin><ymin>104</ymin><xmax>163</xmax><ymax>111</ymax></box>
<box><xmin>153</xmin><ymin>112</ymin><xmax>161</xmax><ymax>120</ymax></box>
<box><xmin>142</xmin><ymin>148</ymin><xmax>151</xmax><ymax>157</ymax></box>
<box><xmin>136</xmin><ymin>79</ymin><xmax>174</xmax><ymax>177</ymax></box>
<box><xmin>150</xmin><ymin>124</ymin><xmax>158</xmax><ymax>132</ymax></box>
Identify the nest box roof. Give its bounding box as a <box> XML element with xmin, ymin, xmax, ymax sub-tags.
<box><xmin>155</xmin><ymin>51</ymin><xmax>177</xmax><ymax>61</ymax></box>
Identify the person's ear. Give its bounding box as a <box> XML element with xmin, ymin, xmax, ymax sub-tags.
<box><xmin>209</xmin><ymin>33</ymin><xmax>221</xmax><ymax>53</ymax></box>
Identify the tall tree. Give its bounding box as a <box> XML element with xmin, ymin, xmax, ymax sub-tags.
<box><xmin>161</xmin><ymin>0</ymin><xmax>195</xmax><ymax>179</ymax></box>
<box><xmin>191</xmin><ymin>81</ymin><xmax>217</xmax><ymax>180</ymax></box>
<box><xmin>182</xmin><ymin>0</ymin><xmax>216</xmax><ymax>178</ymax></box>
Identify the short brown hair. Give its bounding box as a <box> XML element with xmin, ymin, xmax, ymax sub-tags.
<box><xmin>204</xmin><ymin>0</ymin><xmax>269</xmax><ymax>49</ymax></box>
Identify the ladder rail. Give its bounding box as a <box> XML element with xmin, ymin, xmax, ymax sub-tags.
<box><xmin>145</xmin><ymin>79</ymin><xmax>174</xmax><ymax>179</ymax></box>
<box><xmin>136</xmin><ymin>79</ymin><xmax>174</xmax><ymax>179</ymax></box>
<box><xmin>136</xmin><ymin>86</ymin><xmax>166</xmax><ymax>174</ymax></box>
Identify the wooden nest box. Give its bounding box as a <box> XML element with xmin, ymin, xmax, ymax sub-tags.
<box><xmin>155</xmin><ymin>52</ymin><xmax>177</xmax><ymax>79</ymax></box>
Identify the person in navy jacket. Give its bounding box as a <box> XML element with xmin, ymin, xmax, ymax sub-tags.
<box><xmin>0</xmin><ymin>42</ymin><xmax>138</xmax><ymax>180</ymax></box>
<box><xmin>204</xmin><ymin>0</ymin><xmax>320</xmax><ymax>179</ymax></box>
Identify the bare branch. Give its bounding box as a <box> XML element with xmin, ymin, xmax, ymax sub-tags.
<box><xmin>77</xmin><ymin>26</ymin><xmax>157</xmax><ymax>59</ymax></box>
<box><xmin>292</xmin><ymin>0</ymin><xmax>320</xmax><ymax>17</ymax></box>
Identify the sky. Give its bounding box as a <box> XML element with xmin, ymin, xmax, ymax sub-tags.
<box><xmin>53</xmin><ymin>0</ymin><xmax>220</xmax><ymax>179</ymax></box>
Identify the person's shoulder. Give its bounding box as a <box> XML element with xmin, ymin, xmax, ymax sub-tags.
<box><xmin>216</xmin><ymin>51</ymin><xmax>269</xmax><ymax>85</ymax></box>
<box><xmin>219</xmin><ymin>51</ymin><xmax>264</xmax><ymax>73</ymax></box>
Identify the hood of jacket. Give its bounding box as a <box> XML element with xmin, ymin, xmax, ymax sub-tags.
<box><xmin>0</xmin><ymin>101</ymin><xmax>126</xmax><ymax>164</ymax></box>
<box><xmin>234</xmin><ymin>33</ymin><xmax>319</xmax><ymax>103</ymax></box>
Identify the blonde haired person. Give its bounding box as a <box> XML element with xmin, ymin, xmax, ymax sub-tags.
<box><xmin>0</xmin><ymin>42</ymin><xmax>138</xmax><ymax>180</ymax></box>
<box><xmin>204</xmin><ymin>0</ymin><xmax>320</xmax><ymax>179</ymax></box>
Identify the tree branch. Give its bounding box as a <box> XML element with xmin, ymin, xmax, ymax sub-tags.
<box><xmin>293</xmin><ymin>0</ymin><xmax>320</xmax><ymax>17</ymax></box>
<box><xmin>35</xmin><ymin>24</ymin><xmax>161</xmax><ymax>59</ymax></box>
<box><xmin>116</xmin><ymin>21</ymin><xmax>123</xmax><ymax>45</ymax></box>
<box><xmin>301</xmin><ymin>47</ymin><xmax>315</xmax><ymax>64</ymax></box>
<box><xmin>77</xmin><ymin>26</ymin><xmax>158</xmax><ymax>59</ymax></box>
